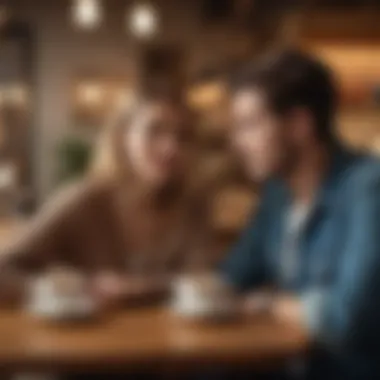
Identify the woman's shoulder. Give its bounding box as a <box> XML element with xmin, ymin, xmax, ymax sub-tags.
<box><xmin>38</xmin><ymin>178</ymin><xmax>114</xmax><ymax>220</ymax></box>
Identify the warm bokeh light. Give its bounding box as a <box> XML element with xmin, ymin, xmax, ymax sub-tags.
<box><xmin>128</xmin><ymin>3</ymin><xmax>159</xmax><ymax>39</ymax></box>
<box><xmin>0</xmin><ymin>162</ymin><xmax>16</xmax><ymax>190</ymax></box>
<box><xmin>187</xmin><ymin>82</ymin><xmax>227</xmax><ymax>110</ymax></box>
<box><xmin>76</xmin><ymin>82</ymin><xmax>104</xmax><ymax>107</ymax></box>
<box><xmin>71</xmin><ymin>0</ymin><xmax>103</xmax><ymax>30</ymax></box>
<box><xmin>0</xmin><ymin>84</ymin><xmax>29</xmax><ymax>108</ymax></box>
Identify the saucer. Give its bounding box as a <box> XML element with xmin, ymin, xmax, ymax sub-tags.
<box><xmin>170</xmin><ymin>274</ymin><xmax>237</xmax><ymax>322</ymax></box>
<box><xmin>27</xmin><ymin>295</ymin><xmax>97</xmax><ymax>322</ymax></box>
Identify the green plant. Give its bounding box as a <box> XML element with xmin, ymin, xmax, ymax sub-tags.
<box><xmin>56</xmin><ymin>135</ymin><xmax>92</xmax><ymax>183</ymax></box>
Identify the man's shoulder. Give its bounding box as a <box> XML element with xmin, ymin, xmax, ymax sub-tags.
<box><xmin>342</xmin><ymin>153</ymin><xmax>380</xmax><ymax>192</ymax></box>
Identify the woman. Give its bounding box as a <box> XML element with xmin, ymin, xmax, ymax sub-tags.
<box><xmin>0</xmin><ymin>91</ymin><xmax>215</xmax><ymax>306</ymax></box>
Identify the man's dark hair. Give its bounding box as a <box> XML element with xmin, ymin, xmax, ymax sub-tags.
<box><xmin>230</xmin><ymin>49</ymin><xmax>338</xmax><ymax>143</ymax></box>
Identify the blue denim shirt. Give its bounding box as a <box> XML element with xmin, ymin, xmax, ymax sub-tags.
<box><xmin>222</xmin><ymin>145</ymin><xmax>380</xmax><ymax>378</ymax></box>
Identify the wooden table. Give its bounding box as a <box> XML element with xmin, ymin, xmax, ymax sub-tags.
<box><xmin>0</xmin><ymin>307</ymin><xmax>308</xmax><ymax>373</ymax></box>
<box><xmin>0</xmin><ymin>220</ymin><xmax>308</xmax><ymax>373</ymax></box>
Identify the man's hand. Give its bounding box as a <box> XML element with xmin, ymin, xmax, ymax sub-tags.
<box><xmin>272</xmin><ymin>294</ymin><xmax>304</xmax><ymax>326</ymax></box>
<box><xmin>242</xmin><ymin>291</ymin><xmax>305</xmax><ymax>327</ymax></box>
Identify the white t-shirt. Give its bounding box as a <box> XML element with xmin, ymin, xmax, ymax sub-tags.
<box><xmin>280</xmin><ymin>201</ymin><xmax>314</xmax><ymax>284</ymax></box>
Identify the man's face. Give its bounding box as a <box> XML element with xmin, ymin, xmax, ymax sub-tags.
<box><xmin>230</xmin><ymin>88</ymin><xmax>295</xmax><ymax>182</ymax></box>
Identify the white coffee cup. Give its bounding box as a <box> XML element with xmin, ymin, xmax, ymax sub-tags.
<box><xmin>27</xmin><ymin>269</ymin><xmax>95</xmax><ymax>321</ymax></box>
<box><xmin>171</xmin><ymin>273</ymin><xmax>236</xmax><ymax>320</ymax></box>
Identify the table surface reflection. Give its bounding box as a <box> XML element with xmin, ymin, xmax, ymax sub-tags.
<box><xmin>0</xmin><ymin>306</ymin><xmax>308</xmax><ymax>372</ymax></box>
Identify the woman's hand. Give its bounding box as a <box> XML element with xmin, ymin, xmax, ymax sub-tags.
<box><xmin>91</xmin><ymin>272</ymin><xmax>127</xmax><ymax>309</ymax></box>
<box><xmin>91</xmin><ymin>272</ymin><xmax>171</xmax><ymax>309</ymax></box>
<box><xmin>271</xmin><ymin>294</ymin><xmax>304</xmax><ymax>326</ymax></box>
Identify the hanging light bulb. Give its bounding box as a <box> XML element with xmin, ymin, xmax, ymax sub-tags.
<box><xmin>71</xmin><ymin>0</ymin><xmax>102</xmax><ymax>30</ymax></box>
<box><xmin>128</xmin><ymin>2</ymin><xmax>159</xmax><ymax>39</ymax></box>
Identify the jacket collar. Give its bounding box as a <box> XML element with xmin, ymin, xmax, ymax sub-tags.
<box><xmin>315</xmin><ymin>143</ymin><xmax>357</xmax><ymax>210</ymax></box>
<box><xmin>272</xmin><ymin>143</ymin><xmax>358</xmax><ymax>211</ymax></box>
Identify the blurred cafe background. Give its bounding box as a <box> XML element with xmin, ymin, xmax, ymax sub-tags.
<box><xmin>1</xmin><ymin>0</ymin><xmax>380</xmax><ymax>251</ymax></box>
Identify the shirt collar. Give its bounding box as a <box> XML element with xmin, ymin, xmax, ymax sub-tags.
<box><xmin>272</xmin><ymin>143</ymin><xmax>358</xmax><ymax>210</ymax></box>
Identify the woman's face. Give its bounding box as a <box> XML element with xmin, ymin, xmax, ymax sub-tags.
<box><xmin>125</xmin><ymin>101</ymin><xmax>192</xmax><ymax>187</ymax></box>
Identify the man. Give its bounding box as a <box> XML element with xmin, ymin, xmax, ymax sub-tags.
<box><xmin>222</xmin><ymin>49</ymin><xmax>380</xmax><ymax>379</ymax></box>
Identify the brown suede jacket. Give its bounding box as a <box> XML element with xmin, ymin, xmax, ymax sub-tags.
<box><xmin>0</xmin><ymin>177</ymin><xmax>214</xmax><ymax>279</ymax></box>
